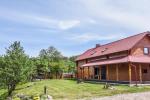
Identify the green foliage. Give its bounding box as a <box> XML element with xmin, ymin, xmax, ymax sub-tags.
<box><xmin>39</xmin><ymin>46</ymin><xmax>63</xmax><ymax>62</ymax></box>
<box><xmin>38</xmin><ymin>46</ymin><xmax>63</xmax><ymax>78</ymax></box>
<box><xmin>69</xmin><ymin>55</ymin><xmax>77</xmax><ymax>62</ymax></box>
<box><xmin>0</xmin><ymin>41</ymin><xmax>77</xmax><ymax>98</ymax></box>
<box><xmin>37</xmin><ymin>46</ymin><xmax>76</xmax><ymax>79</ymax></box>
<box><xmin>49</xmin><ymin>61</ymin><xmax>65</xmax><ymax>78</ymax></box>
<box><xmin>0</xmin><ymin>56</ymin><xmax>5</xmax><ymax>87</ymax></box>
<box><xmin>64</xmin><ymin>59</ymin><xmax>76</xmax><ymax>73</ymax></box>
<box><xmin>0</xmin><ymin>41</ymin><xmax>36</xmax><ymax>96</ymax></box>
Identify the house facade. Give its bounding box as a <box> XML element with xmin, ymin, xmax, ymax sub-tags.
<box><xmin>76</xmin><ymin>32</ymin><xmax>150</xmax><ymax>84</ymax></box>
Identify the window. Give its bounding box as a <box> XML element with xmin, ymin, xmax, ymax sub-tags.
<box><xmin>101</xmin><ymin>48</ymin><xmax>108</xmax><ymax>53</ymax></box>
<box><xmin>144</xmin><ymin>47</ymin><xmax>149</xmax><ymax>54</ymax></box>
<box><xmin>142</xmin><ymin>69</ymin><xmax>148</xmax><ymax>73</ymax></box>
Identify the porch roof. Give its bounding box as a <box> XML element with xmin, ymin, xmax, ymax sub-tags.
<box><xmin>81</xmin><ymin>55</ymin><xmax>150</xmax><ymax>67</ymax></box>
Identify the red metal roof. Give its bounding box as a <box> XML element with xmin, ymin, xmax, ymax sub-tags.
<box><xmin>81</xmin><ymin>55</ymin><xmax>150</xmax><ymax>67</ymax></box>
<box><xmin>76</xmin><ymin>32</ymin><xmax>150</xmax><ymax>61</ymax></box>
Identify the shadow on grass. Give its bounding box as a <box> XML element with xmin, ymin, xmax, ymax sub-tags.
<box><xmin>15</xmin><ymin>85</ymin><xmax>33</xmax><ymax>90</ymax></box>
<box><xmin>15</xmin><ymin>83</ymin><xmax>35</xmax><ymax>91</ymax></box>
<box><xmin>64</xmin><ymin>78</ymin><xmax>76</xmax><ymax>81</ymax></box>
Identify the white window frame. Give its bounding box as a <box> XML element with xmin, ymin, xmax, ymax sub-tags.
<box><xmin>144</xmin><ymin>47</ymin><xmax>149</xmax><ymax>54</ymax></box>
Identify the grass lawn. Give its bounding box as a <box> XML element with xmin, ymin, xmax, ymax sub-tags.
<box><xmin>1</xmin><ymin>79</ymin><xmax>150</xmax><ymax>100</ymax></box>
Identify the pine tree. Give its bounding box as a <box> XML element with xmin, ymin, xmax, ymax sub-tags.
<box><xmin>0</xmin><ymin>41</ymin><xmax>33</xmax><ymax>96</ymax></box>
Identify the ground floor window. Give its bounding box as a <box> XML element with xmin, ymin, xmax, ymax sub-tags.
<box><xmin>142</xmin><ymin>69</ymin><xmax>148</xmax><ymax>74</ymax></box>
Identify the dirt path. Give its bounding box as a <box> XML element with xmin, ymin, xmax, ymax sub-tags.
<box><xmin>92</xmin><ymin>92</ymin><xmax>150</xmax><ymax>100</ymax></box>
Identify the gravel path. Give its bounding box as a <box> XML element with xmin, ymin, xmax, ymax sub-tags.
<box><xmin>92</xmin><ymin>92</ymin><xmax>150</xmax><ymax>100</ymax></box>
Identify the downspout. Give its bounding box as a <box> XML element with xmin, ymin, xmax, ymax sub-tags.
<box><xmin>128</xmin><ymin>49</ymin><xmax>138</xmax><ymax>86</ymax></box>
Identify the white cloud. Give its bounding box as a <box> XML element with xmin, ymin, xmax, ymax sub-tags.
<box><xmin>79</xmin><ymin>0</ymin><xmax>150</xmax><ymax>31</ymax></box>
<box><xmin>69</xmin><ymin>33</ymin><xmax>125</xmax><ymax>43</ymax></box>
<box><xmin>0</xmin><ymin>7</ymin><xmax>81</xmax><ymax>30</ymax></box>
<box><xmin>0</xmin><ymin>8</ymin><xmax>57</xmax><ymax>29</ymax></box>
<box><xmin>58</xmin><ymin>20</ymin><xmax>80</xmax><ymax>30</ymax></box>
<box><xmin>1</xmin><ymin>1</ymin><xmax>150</xmax><ymax>32</ymax></box>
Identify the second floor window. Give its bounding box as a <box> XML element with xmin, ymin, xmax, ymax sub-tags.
<box><xmin>144</xmin><ymin>47</ymin><xmax>149</xmax><ymax>54</ymax></box>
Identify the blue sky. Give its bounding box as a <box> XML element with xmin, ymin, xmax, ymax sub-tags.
<box><xmin>0</xmin><ymin>0</ymin><xmax>150</xmax><ymax>57</ymax></box>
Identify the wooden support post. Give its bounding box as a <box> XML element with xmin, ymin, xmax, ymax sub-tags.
<box><xmin>77</xmin><ymin>67</ymin><xmax>78</xmax><ymax>79</ymax></box>
<box><xmin>92</xmin><ymin>67</ymin><xmax>94</xmax><ymax>79</ymax></box>
<box><xmin>116</xmin><ymin>64</ymin><xmax>119</xmax><ymax>81</ymax></box>
<box><xmin>76</xmin><ymin>61</ymin><xmax>78</xmax><ymax>79</ymax></box>
<box><xmin>139</xmin><ymin>64</ymin><xmax>142</xmax><ymax>83</ymax></box>
<box><xmin>88</xmin><ymin>66</ymin><xmax>90</xmax><ymax>79</ymax></box>
<box><xmin>106</xmin><ymin>65</ymin><xmax>109</xmax><ymax>80</ymax></box>
<box><xmin>83</xmin><ymin>68</ymin><xmax>84</xmax><ymax>79</ymax></box>
<box><xmin>99</xmin><ymin>66</ymin><xmax>101</xmax><ymax>80</ymax></box>
<box><xmin>81</xmin><ymin>68</ymin><xmax>82</xmax><ymax>79</ymax></box>
<box><xmin>129</xmin><ymin>63</ymin><xmax>132</xmax><ymax>84</ymax></box>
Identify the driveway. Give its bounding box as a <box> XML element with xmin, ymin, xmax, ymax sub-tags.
<box><xmin>92</xmin><ymin>92</ymin><xmax>150</xmax><ymax>100</ymax></box>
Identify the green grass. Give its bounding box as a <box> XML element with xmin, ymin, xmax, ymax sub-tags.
<box><xmin>1</xmin><ymin>80</ymin><xmax>150</xmax><ymax>100</ymax></box>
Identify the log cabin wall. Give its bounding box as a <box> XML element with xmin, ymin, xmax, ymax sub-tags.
<box><xmin>131</xmin><ymin>35</ymin><xmax>150</xmax><ymax>56</ymax></box>
<box><xmin>108</xmin><ymin>64</ymin><xmax>116</xmax><ymax>81</ymax></box>
<box><xmin>130</xmin><ymin>35</ymin><xmax>150</xmax><ymax>81</ymax></box>
<box><xmin>77</xmin><ymin>60</ymin><xmax>86</xmax><ymax>79</ymax></box>
<box><xmin>77</xmin><ymin>65</ymin><xmax>94</xmax><ymax>79</ymax></box>
<box><xmin>83</xmin><ymin>67</ymin><xmax>88</xmax><ymax>79</ymax></box>
<box><xmin>77</xmin><ymin>62</ymin><xmax>150</xmax><ymax>82</ymax></box>
<box><xmin>87</xmin><ymin>51</ymin><xmax>128</xmax><ymax>63</ymax></box>
<box><xmin>77</xmin><ymin>51</ymin><xmax>129</xmax><ymax>80</ymax></box>
<box><xmin>131</xmin><ymin>63</ymin><xmax>140</xmax><ymax>81</ymax></box>
<box><xmin>108</xmin><ymin>51</ymin><xmax>128</xmax><ymax>59</ymax></box>
<box><xmin>108</xmin><ymin>63</ymin><xmax>129</xmax><ymax>81</ymax></box>
<box><xmin>82</xmin><ymin>66</ymin><xmax>94</xmax><ymax>79</ymax></box>
<box><xmin>89</xmin><ymin>67</ymin><xmax>94</xmax><ymax>79</ymax></box>
<box><xmin>127</xmin><ymin>63</ymin><xmax>150</xmax><ymax>82</ymax></box>
<box><xmin>141</xmin><ymin>63</ymin><xmax>150</xmax><ymax>81</ymax></box>
<box><xmin>118</xmin><ymin>63</ymin><xmax>129</xmax><ymax>81</ymax></box>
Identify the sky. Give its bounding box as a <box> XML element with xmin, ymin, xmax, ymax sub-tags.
<box><xmin>0</xmin><ymin>0</ymin><xmax>150</xmax><ymax>57</ymax></box>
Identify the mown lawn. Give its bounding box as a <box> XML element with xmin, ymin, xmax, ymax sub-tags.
<box><xmin>1</xmin><ymin>79</ymin><xmax>150</xmax><ymax>100</ymax></box>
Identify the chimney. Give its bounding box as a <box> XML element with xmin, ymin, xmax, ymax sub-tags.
<box><xmin>95</xmin><ymin>44</ymin><xmax>101</xmax><ymax>48</ymax></box>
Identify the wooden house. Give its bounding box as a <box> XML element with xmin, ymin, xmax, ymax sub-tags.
<box><xmin>76</xmin><ymin>32</ymin><xmax>150</xmax><ymax>84</ymax></box>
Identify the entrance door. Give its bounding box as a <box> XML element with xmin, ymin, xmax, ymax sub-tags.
<box><xmin>94</xmin><ymin>67</ymin><xmax>99</xmax><ymax>79</ymax></box>
<box><xmin>101</xmin><ymin>66</ymin><xmax>106</xmax><ymax>80</ymax></box>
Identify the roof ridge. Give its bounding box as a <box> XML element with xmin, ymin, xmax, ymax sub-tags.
<box><xmin>97</xmin><ymin>31</ymin><xmax>150</xmax><ymax>48</ymax></box>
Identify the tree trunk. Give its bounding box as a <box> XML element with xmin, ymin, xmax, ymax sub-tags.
<box><xmin>59</xmin><ymin>73</ymin><xmax>61</xmax><ymax>79</ymax></box>
<box><xmin>56</xmin><ymin>72</ymin><xmax>57</xmax><ymax>79</ymax></box>
<box><xmin>48</xmin><ymin>72</ymin><xmax>51</xmax><ymax>79</ymax></box>
<box><xmin>8</xmin><ymin>84</ymin><xmax>16</xmax><ymax>97</ymax></box>
<box><xmin>45</xmin><ymin>72</ymin><xmax>47</xmax><ymax>79</ymax></box>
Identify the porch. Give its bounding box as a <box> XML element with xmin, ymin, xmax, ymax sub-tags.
<box><xmin>78</xmin><ymin>56</ymin><xmax>150</xmax><ymax>84</ymax></box>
